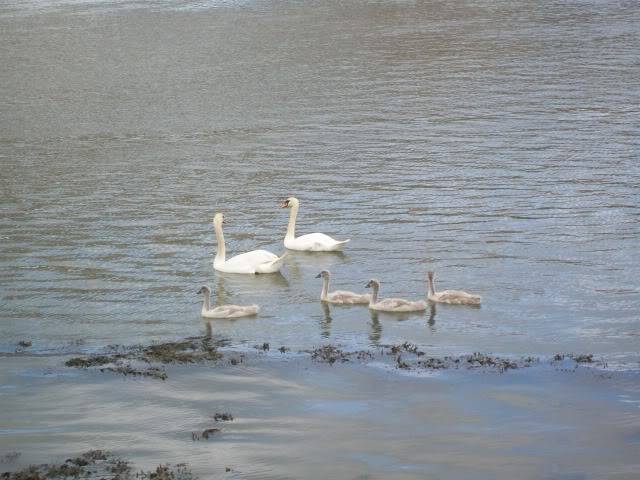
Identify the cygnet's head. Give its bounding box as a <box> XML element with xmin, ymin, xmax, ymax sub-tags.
<box><xmin>365</xmin><ymin>279</ymin><xmax>380</xmax><ymax>289</ymax></box>
<box><xmin>427</xmin><ymin>271</ymin><xmax>435</xmax><ymax>281</ymax></box>
<box><xmin>315</xmin><ymin>270</ymin><xmax>331</xmax><ymax>279</ymax></box>
<box><xmin>280</xmin><ymin>197</ymin><xmax>299</xmax><ymax>209</ymax></box>
<box><xmin>213</xmin><ymin>212</ymin><xmax>225</xmax><ymax>226</ymax></box>
<box><xmin>197</xmin><ymin>286</ymin><xmax>211</xmax><ymax>295</ymax></box>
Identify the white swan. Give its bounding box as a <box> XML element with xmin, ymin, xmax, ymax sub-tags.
<box><xmin>316</xmin><ymin>270</ymin><xmax>371</xmax><ymax>304</ymax></box>
<box><xmin>280</xmin><ymin>197</ymin><xmax>350</xmax><ymax>252</ymax></box>
<box><xmin>197</xmin><ymin>286</ymin><xmax>259</xmax><ymax>318</ymax></box>
<box><xmin>427</xmin><ymin>271</ymin><xmax>481</xmax><ymax>305</ymax></box>
<box><xmin>365</xmin><ymin>279</ymin><xmax>427</xmax><ymax>312</ymax></box>
<box><xmin>213</xmin><ymin>213</ymin><xmax>286</xmax><ymax>274</ymax></box>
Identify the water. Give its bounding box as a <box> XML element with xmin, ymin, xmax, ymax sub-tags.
<box><xmin>1</xmin><ymin>0</ymin><xmax>639</xmax><ymax>365</ymax></box>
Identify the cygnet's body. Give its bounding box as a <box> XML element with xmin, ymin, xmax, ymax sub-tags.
<box><xmin>427</xmin><ymin>271</ymin><xmax>481</xmax><ymax>305</ymax></box>
<box><xmin>365</xmin><ymin>279</ymin><xmax>427</xmax><ymax>312</ymax></box>
<box><xmin>197</xmin><ymin>286</ymin><xmax>259</xmax><ymax>318</ymax></box>
<box><xmin>281</xmin><ymin>197</ymin><xmax>350</xmax><ymax>252</ymax></box>
<box><xmin>316</xmin><ymin>270</ymin><xmax>371</xmax><ymax>305</ymax></box>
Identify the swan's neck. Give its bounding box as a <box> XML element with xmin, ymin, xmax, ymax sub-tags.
<box><xmin>285</xmin><ymin>203</ymin><xmax>298</xmax><ymax>241</ymax></box>
<box><xmin>202</xmin><ymin>290</ymin><xmax>211</xmax><ymax>312</ymax></box>
<box><xmin>370</xmin><ymin>284</ymin><xmax>379</xmax><ymax>305</ymax></box>
<box><xmin>321</xmin><ymin>276</ymin><xmax>329</xmax><ymax>301</ymax></box>
<box><xmin>214</xmin><ymin>222</ymin><xmax>225</xmax><ymax>266</ymax></box>
<box><xmin>428</xmin><ymin>276</ymin><xmax>436</xmax><ymax>296</ymax></box>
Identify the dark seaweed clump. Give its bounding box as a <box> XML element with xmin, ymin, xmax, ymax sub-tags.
<box><xmin>553</xmin><ymin>353</ymin><xmax>594</xmax><ymax>364</ymax></box>
<box><xmin>308</xmin><ymin>345</ymin><xmax>373</xmax><ymax>365</ymax></box>
<box><xmin>213</xmin><ymin>413</ymin><xmax>233</xmax><ymax>422</ymax></box>
<box><xmin>64</xmin><ymin>337</ymin><xmax>225</xmax><ymax>380</ymax></box>
<box><xmin>1</xmin><ymin>450</ymin><xmax>196</xmax><ymax>480</ymax></box>
<box><xmin>309</xmin><ymin>345</ymin><xmax>351</xmax><ymax>364</ymax></box>
<box><xmin>142</xmin><ymin>337</ymin><xmax>223</xmax><ymax>364</ymax></box>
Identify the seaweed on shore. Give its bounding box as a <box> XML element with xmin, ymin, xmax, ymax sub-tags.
<box><xmin>64</xmin><ymin>337</ymin><xmax>224</xmax><ymax>380</ymax></box>
<box><xmin>1</xmin><ymin>450</ymin><xmax>195</xmax><ymax>480</ymax></box>
<box><xmin>307</xmin><ymin>345</ymin><xmax>373</xmax><ymax>365</ymax></box>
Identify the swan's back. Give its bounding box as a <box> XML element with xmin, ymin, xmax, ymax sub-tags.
<box><xmin>286</xmin><ymin>233</ymin><xmax>349</xmax><ymax>251</ymax></box>
<box><xmin>429</xmin><ymin>290</ymin><xmax>481</xmax><ymax>305</ymax></box>
<box><xmin>327</xmin><ymin>290</ymin><xmax>371</xmax><ymax>305</ymax></box>
<box><xmin>371</xmin><ymin>297</ymin><xmax>427</xmax><ymax>312</ymax></box>
<box><xmin>204</xmin><ymin>304</ymin><xmax>260</xmax><ymax>318</ymax></box>
<box><xmin>219</xmin><ymin>250</ymin><xmax>279</xmax><ymax>273</ymax></box>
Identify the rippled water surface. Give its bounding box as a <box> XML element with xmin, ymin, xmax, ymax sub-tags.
<box><xmin>1</xmin><ymin>0</ymin><xmax>639</xmax><ymax>364</ymax></box>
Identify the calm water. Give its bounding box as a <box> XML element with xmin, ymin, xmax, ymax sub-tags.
<box><xmin>1</xmin><ymin>0</ymin><xmax>639</xmax><ymax>365</ymax></box>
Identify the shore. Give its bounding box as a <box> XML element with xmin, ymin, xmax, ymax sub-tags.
<box><xmin>2</xmin><ymin>341</ymin><xmax>639</xmax><ymax>479</ymax></box>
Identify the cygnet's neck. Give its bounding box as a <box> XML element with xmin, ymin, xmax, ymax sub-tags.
<box><xmin>370</xmin><ymin>283</ymin><xmax>379</xmax><ymax>305</ymax></box>
<box><xmin>321</xmin><ymin>275</ymin><xmax>330</xmax><ymax>301</ymax></box>
<box><xmin>202</xmin><ymin>289</ymin><xmax>211</xmax><ymax>312</ymax></box>
<box><xmin>214</xmin><ymin>221</ymin><xmax>225</xmax><ymax>266</ymax></box>
<box><xmin>285</xmin><ymin>201</ymin><xmax>299</xmax><ymax>241</ymax></box>
<box><xmin>427</xmin><ymin>275</ymin><xmax>436</xmax><ymax>296</ymax></box>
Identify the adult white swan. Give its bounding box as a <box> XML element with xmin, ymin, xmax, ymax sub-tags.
<box><xmin>316</xmin><ymin>270</ymin><xmax>371</xmax><ymax>304</ymax></box>
<box><xmin>213</xmin><ymin>213</ymin><xmax>286</xmax><ymax>274</ymax></box>
<box><xmin>365</xmin><ymin>279</ymin><xmax>427</xmax><ymax>312</ymax></box>
<box><xmin>197</xmin><ymin>286</ymin><xmax>259</xmax><ymax>318</ymax></box>
<box><xmin>280</xmin><ymin>197</ymin><xmax>350</xmax><ymax>251</ymax></box>
<box><xmin>427</xmin><ymin>271</ymin><xmax>481</xmax><ymax>305</ymax></box>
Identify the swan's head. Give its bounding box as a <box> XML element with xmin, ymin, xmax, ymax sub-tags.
<box><xmin>213</xmin><ymin>213</ymin><xmax>225</xmax><ymax>226</ymax></box>
<box><xmin>365</xmin><ymin>279</ymin><xmax>380</xmax><ymax>289</ymax></box>
<box><xmin>427</xmin><ymin>271</ymin><xmax>435</xmax><ymax>281</ymax></box>
<box><xmin>197</xmin><ymin>286</ymin><xmax>211</xmax><ymax>295</ymax></box>
<box><xmin>315</xmin><ymin>270</ymin><xmax>331</xmax><ymax>279</ymax></box>
<box><xmin>280</xmin><ymin>197</ymin><xmax>299</xmax><ymax>209</ymax></box>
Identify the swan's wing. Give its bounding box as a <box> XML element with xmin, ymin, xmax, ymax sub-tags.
<box><xmin>437</xmin><ymin>290</ymin><xmax>481</xmax><ymax>304</ymax></box>
<box><xmin>224</xmin><ymin>249</ymin><xmax>279</xmax><ymax>271</ymax></box>
<box><xmin>377</xmin><ymin>298</ymin><xmax>427</xmax><ymax>311</ymax></box>
<box><xmin>328</xmin><ymin>290</ymin><xmax>371</xmax><ymax>304</ymax></box>
<box><xmin>290</xmin><ymin>233</ymin><xmax>349</xmax><ymax>251</ymax></box>
<box><xmin>255</xmin><ymin>252</ymin><xmax>287</xmax><ymax>274</ymax></box>
<box><xmin>207</xmin><ymin>304</ymin><xmax>259</xmax><ymax>318</ymax></box>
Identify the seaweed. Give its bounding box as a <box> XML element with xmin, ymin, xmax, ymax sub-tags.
<box><xmin>1</xmin><ymin>450</ymin><xmax>195</xmax><ymax>480</ymax></box>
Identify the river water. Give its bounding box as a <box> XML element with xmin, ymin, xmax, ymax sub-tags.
<box><xmin>1</xmin><ymin>0</ymin><xmax>639</xmax><ymax>365</ymax></box>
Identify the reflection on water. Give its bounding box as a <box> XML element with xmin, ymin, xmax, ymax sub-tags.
<box><xmin>203</xmin><ymin>320</ymin><xmax>212</xmax><ymax>339</ymax></box>
<box><xmin>427</xmin><ymin>303</ymin><xmax>437</xmax><ymax>331</ymax></box>
<box><xmin>320</xmin><ymin>302</ymin><xmax>332</xmax><ymax>338</ymax></box>
<box><xmin>369</xmin><ymin>311</ymin><xmax>382</xmax><ymax>346</ymax></box>
<box><xmin>1</xmin><ymin>0</ymin><xmax>639</xmax><ymax>365</ymax></box>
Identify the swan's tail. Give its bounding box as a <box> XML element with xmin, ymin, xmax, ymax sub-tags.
<box><xmin>332</xmin><ymin>239</ymin><xmax>350</xmax><ymax>251</ymax></box>
<box><xmin>255</xmin><ymin>252</ymin><xmax>288</xmax><ymax>274</ymax></box>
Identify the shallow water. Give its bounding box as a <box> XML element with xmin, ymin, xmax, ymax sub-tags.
<box><xmin>1</xmin><ymin>0</ymin><xmax>639</xmax><ymax>365</ymax></box>
<box><xmin>1</xmin><ymin>355</ymin><xmax>640</xmax><ymax>479</ymax></box>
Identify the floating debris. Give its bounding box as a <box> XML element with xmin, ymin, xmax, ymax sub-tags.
<box><xmin>192</xmin><ymin>428</ymin><xmax>221</xmax><ymax>441</ymax></box>
<box><xmin>17</xmin><ymin>340</ymin><xmax>32</xmax><ymax>348</ymax></box>
<box><xmin>213</xmin><ymin>413</ymin><xmax>233</xmax><ymax>422</ymax></box>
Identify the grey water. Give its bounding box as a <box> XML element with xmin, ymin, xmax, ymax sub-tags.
<box><xmin>1</xmin><ymin>0</ymin><xmax>639</xmax><ymax>366</ymax></box>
